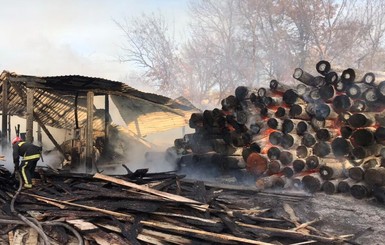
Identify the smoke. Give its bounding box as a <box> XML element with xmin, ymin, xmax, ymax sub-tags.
<box><xmin>38</xmin><ymin>150</ymin><xmax>65</xmax><ymax>170</ymax></box>
<box><xmin>0</xmin><ymin>144</ymin><xmax>64</xmax><ymax>174</ymax></box>
<box><xmin>1</xmin><ymin>147</ymin><xmax>15</xmax><ymax>172</ymax></box>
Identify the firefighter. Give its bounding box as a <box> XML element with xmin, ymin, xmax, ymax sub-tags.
<box><xmin>12</xmin><ymin>137</ymin><xmax>42</xmax><ymax>188</ymax></box>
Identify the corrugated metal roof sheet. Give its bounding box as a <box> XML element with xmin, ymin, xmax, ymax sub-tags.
<box><xmin>0</xmin><ymin>70</ymin><xmax>198</xmax><ymax>133</ymax></box>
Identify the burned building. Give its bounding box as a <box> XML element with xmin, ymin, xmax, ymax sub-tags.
<box><xmin>0</xmin><ymin>70</ymin><xmax>198</xmax><ymax>172</ymax></box>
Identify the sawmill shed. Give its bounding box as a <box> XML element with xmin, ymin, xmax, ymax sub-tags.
<box><xmin>0</xmin><ymin>70</ymin><xmax>198</xmax><ymax>172</ymax></box>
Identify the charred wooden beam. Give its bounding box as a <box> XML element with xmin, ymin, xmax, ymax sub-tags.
<box><xmin>293</xmin><ymin>159</ymin><xmax>306</xmax><ymax>173</ymax></box>
<box><xmin>331</xmin><ymin>137</ymin><xmax>353</xmax><ymax>157</ymax></box>
<box><xmin>293</xmin><ymin>68</ymin><xmax>315</xmax><ymax>86</ymax></box>
<box><xmin>246</xmin><ymin>153</ymin><xmax>268</xmax><ymax>176</ymax></box>
<box><xmin>279</xmin><ymin>150</ymin><xmax>294</xmax><ymax>166</ymax></box>
<box><xmin>267</xmin><ymin>146</ymin><xmax>281</xmax><ymax>160</ymax></box>
<box><xmin>318</xmin><ymin>160</ymin><xmax>352</xmax><ymax>180</ymax></box>
<box><xmin>1</xmin><ymin>78</ymin><xmax>8</xmax><ymax>148</ymax></box>
<box><xmin>350</xmin><ymin>182</ymin><xmax>372</xmax><ymax>199</ymax></box>
<box><xmin>313</xmin><ymin>142</ymin><xmax>332</xmax><ymax>158</ymax></box>
<box><xmin>296</xmin><ymin>145</ymin><xmax>312</xmax><ymax>159</ymax></box>
<box><xmin>322</xmin><ymin>179</ymin><xmax>340</xmax><ymax>195</ymax></box>
<box><xmin>349</xmin><ymin>165</ymin><xmax>366</xmax><ymax>182</ymax></box>
<box><xmin>302</xmin><ymin>173</ymin><xmax>323</xmax><ymax>193</ymax></box>
<box><xmin>315</xmin><ymin>60</ymin><xmax>331</xmax><ymax>76</ymax></box>
<box><xmin>267</xmin><ymin>160</ymin><xmax>282</xmax><ymax>175</ymax></box>
<box><xmin>351</xmin><ymin>128</ymin><xmax>376</xmax><ymax>147</ymax></box>
<box><xmin>255</xmin><ymin>175</ymin><xmax>285</xmax><ymax>190</ymax></box>
<box><xmin>364</xmin><ymin>167</ymin><xmax>385</xmax><ymax>187</ymax></box>
<box><xmin>337</xmin><ymin>178</ymin><xmax>357</xmax><ymax>193</ymax></box>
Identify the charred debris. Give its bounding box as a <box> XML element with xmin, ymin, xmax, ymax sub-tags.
<box><xmin>0</xmin><ymin>165</ymin><xmax>356</xmax><ymax>245</ymax></box>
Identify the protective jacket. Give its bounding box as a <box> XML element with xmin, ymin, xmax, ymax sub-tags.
<box><xmin>13</xmin><ymin>141</ymin><xmax>42</xmax><ymax>166</ymax></box>
<box><xmin>13</xmin><ymin>141</ymin><xmax>42</xmax><ymax>188</ymax></box>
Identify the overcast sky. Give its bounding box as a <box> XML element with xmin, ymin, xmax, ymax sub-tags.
<box><xmin>0</xmin><ymin>0</ymin><xmax>189</xmax><ymax>85</ymax></box>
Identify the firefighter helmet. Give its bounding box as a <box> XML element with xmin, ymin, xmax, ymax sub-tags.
<box><xmin>11</xmin><ymin>136</ymin><xmax>23</xmax><ymax>145</ymax></box>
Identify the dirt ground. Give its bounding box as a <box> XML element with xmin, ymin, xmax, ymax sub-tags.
<box><xmin>181</xmin><ymin>171</ymin><xmax>385</xmax><ymax>244</ymax></box>
<box><xmin>299</xmin><ymin>193</ymin><xmax>385</xmax><ymax>245</ymax></box>
<box><xmin>246</xmin><ymin>190</ymin><xmax>385</xmax><ymax>245</ymax></box>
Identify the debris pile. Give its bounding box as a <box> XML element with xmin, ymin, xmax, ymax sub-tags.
<box><xmin>0</xmin><ymin>166</ymin><xmax>355</xmax><ymax>244</ymax></box>
<box><xmin>174</xmin><ymin>61</ymin><xmax>385</xmax><ymax>204</ymax></box>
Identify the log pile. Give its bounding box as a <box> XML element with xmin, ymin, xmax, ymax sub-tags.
<box><xmin>0</xmin><ymin>166</ymin><xmax>354</xmax><ymax>244</ymax></box>
<box><xmin>174</xmin><ymin>60</ymin><xmax>385</xmax><ymax>204</ymax></box>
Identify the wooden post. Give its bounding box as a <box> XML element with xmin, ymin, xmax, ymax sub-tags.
<box><xmin>1</xmin><ymin>79</ymin><xmax>8</xmax><ymax>150</ymax></box>
<box><xmin>26</xmin><ymin>88</ymin><xmax>35</xmax><ymax>143</ymax></box>
<box><xmin>86</xmin><ymin>91</ymin><xmax>94</xmax><ymax>173</ymax></box>
<box><xmin>104</xmin><ymin>94</ymin><xmax>109</xmax><ymax>150</ymax></box>
<box><xmin>37</xmin><ymin>124</ymin><xmax>42</xmax><ymax>145</ymax></box>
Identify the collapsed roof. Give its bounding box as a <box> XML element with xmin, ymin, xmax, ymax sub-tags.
<box><xmin>0</xmin><ymin>70</ymin><xmax>198</xmax><ymax>137</ymax></box>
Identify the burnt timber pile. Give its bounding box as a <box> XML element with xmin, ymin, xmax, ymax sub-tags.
<box><xmin>174</xmin><ymin>60</ymin><xmax>385</xmax><ymax>204</ymax></box>
<box><xmin>0</xmin><ymin>165</ymin><xmax>361</xmax><ymax>245</ymax></box>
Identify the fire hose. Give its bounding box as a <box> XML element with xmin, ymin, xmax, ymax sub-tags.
<box><xmin>9</xmin><ymin>171</ymin><xmax>84</xmax><ymax>245</ymax></box>
<box><xmin>10</xmin><ymin>172</ymin><xmax>50</xmax><ymax>245</ymax></box>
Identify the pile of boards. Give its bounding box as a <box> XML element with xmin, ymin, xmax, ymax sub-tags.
<box><xmin>0</xmin><ymin>166</ymin><xmax>355</xmax><ymax>245</ymax></box>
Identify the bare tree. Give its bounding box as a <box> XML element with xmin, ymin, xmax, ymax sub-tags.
<box><xmin>116</xmin><ymin>0</ymin><xmax>385</xmax><ymax>108</ymax></box>
<box><xmin>115</xmin><ymin>12</ymin><xmax>181</xmax><ymax>96</ymax></box>
<box><xmin>357</xmin><ymin>0</ymin><xmax>385</xmax><ymax>70</ymax></box>
<box><xmin>187</xmin><ymin>0</ymin><xmax>249</xmax><ymax>103</ymax></box>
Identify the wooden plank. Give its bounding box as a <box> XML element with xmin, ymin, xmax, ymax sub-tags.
<box><xmin>150</xmin><ymin>211</ymin><xmax>223</xmax><ymax>231</ymax></box>
<box><xmin>86</xmin><ymin>91</ymin><xmax>94</xmax><ymax>173</ymax></box>
<box><xmin>140</xmin><ymin>229</ymin><xmax>195</xmax><ymax>244</ymax></box>
<box><xmin>2</xmin><ymin>78</ymin><xmax>8</xmax><ymax>149</ymax></box>
<box><xmin>236</xmin><ymin>222</ymin><xmax>350</xmax><ymax>244</ymax></box>
<box><xmin>141</xmin><ymin>220</ymin><xmax>275</xmax><ymax>245</ymax></box>
<box><xmin>93</xmin><ymin>173</ymin><xmax>209</xmax><ymax>211</ymax></box>
<box><xmin>66</xmin><ymin>219</ymin><xmax>98</xmax><ymax>231</ymax></box>
<box><xmin>22</xmin><ymin>192</ymin><xmax>134</xmax><ymax>221</ymax></box>
<box><xmin>26</xmin><ymin>88</ymin><xmax>34</xmax><ymax>143</ymax></box>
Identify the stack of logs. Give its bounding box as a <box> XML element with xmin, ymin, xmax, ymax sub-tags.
<box><xmin>175</xmin><ymin>60</ymin><xmax>385</xmax><ymax>203</ymax></box>
<box><xmin>0</xmin><ymin>166</ymin><xmax>354</xmax><ymax>244</ymax></box>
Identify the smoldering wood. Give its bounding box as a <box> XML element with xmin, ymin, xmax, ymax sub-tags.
<box><xmin>289</xmin><ymin>104</ymin><xmax>311</xmax><ymax>120</ymax></box>
<box><xmin>350</xmin><ymin>99</ymin><xmax>367</xmax><ymax>112</ymax></box>
<box><xmin>364</xmin><ymin>167</ymin><xmax>385</xmax><ymax>186</ymax></box>
<box><xmin>296</xmin><ymin>145</ymin><xmax>312</xmax><ymax>159</ymax></box>
<box><xmin>331</xmin><ymin>137</ymin><xmax>353</xmax><ymax>157</ymax></box>
<box><xmin>351</xmin><ymin>128</ymin><xmax>377</xmax><ymax>147</ymax></box>
<box><xmin>322</xmin><ymin>179</ymin><xmax>340</xmax><ymax>195</ymax></box>
<box><xmin>282</xmin><ymin>166</ymin><xmax>295</xmax><ymax>178</ymax></box>
<box><xmin>305</xmin><ymin>156</ymin><xmax>320</xmax><ymax>170</ymax></box>
<box><xmin>269</xmin><ymin>79</ymin><xmax>291</xmax><ymax>94</ymax></box>
<box><xmin>267</xmin><ymin>146</ymin><xmax>281</xmax><ymax>160</ymax></box>
<box><xmin>348</xmin><ymin>112</ymin><xmax>376</xmax><ymax>128</ymax></box>
<box><xmin>319</xmin><ymin>84</ymin><xmax>335</xmax><ymax>101</ymax></box>
<box><xmin>316</xmin><ymin>60</ymin><xmax>331</xmax><ymax>75</ymax></box>
<box><xmin>318</xmin><ymin>159</ymin><xmax>352</xmax><ymax>180</ymax></box>
<box><xmin>279</xmin><ymin>150</ymin><xmax>294</xmax><ymax>166</ymax></box>
<box><xmin>274</xmin><ymin>106</ymin><xmax>289</xmax><ymax>118</ymax></box>
<box><xmin>267</xmin><ymin>160</ymin><xmax>282</xmax><ymax>175</ymax></box>
<box><xmin>332</xmin><ymin>94</ymin><xmax>352</xmax><ymax>112</ymax></box>
<box><xmin>255</xmin><ymin>175</ymin><xmax>285</xmax><ymax>191</ymax></box>
<box><xmin>349</xmin><ymin>166</ymin><xmax>366</xmax><ymax>181</ymax></box>
<box><xmin>292</xmin><ymin>159</ymin><xmax>306</xmax><ymax>173</ymax></box>
<box><xmin>313</xmin><ymin>141</ymin><xmax>332</xmax><ymax>158</ymax></box>
<box><xmin>301</xmin><ymin>133</ymin><xmax>316</xmax><ymax>147</ymax></box>
<box><xmin>293</xmin><ymin>68</ymin><xmax>315</xmax><ymax>86</ymax></box>
<box><xmin>350</xmin><ymin>182</ymin><xmax>372</xmax><ymax>200</ymax></box>
<box><xmin>302</xmin><ymin>174</ymin><xmax>323</xmax><ymax>193</ymax></box>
